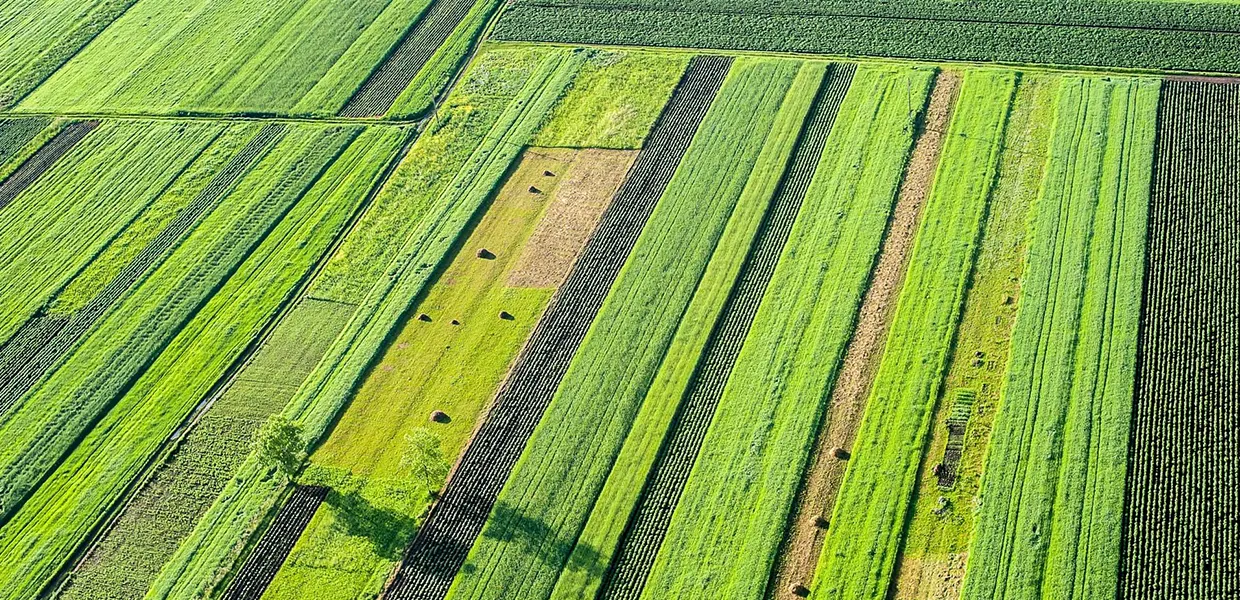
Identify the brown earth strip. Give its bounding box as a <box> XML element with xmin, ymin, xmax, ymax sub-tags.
<box><xmin>507</xmin><ymin>148</ymin><xmax>638</xmax><ymax>288</ymax></box>
<box><xmin>767</xmin><ymin>69</ymin><xmax>962</xmax><ymax>600</ymax></box>
<box><xmin>887</xmin><ymin>74</ymin><xmax>1058</xmax><ymax>600</ymax></box>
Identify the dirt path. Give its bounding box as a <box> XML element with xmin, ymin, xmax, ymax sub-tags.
<box><xmin>767</xmin><ymin>69</ymin><xmax>962</xmax><ymax>600</ymax></box>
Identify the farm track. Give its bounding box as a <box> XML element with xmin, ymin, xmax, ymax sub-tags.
<box><xmin>340</xmin><ymin>0</ymin><xmax>477</xmax><ymax>118</ymax></box>
<box><xmin>0</xmin><ymin>124</ymin><xmax>285</xmax><ymax>419</ymax></box>
<box><xmin>0</xmin><ymin>120</ymin><xmax>97</xmax><ymax>211</ymax></box>
<box><xmin>1120</xmin><ymin>79</ymin><xmax>1240</xmax><ymax>599</ymax></box>
<box><xmin>220</xmin><ymin>485</ymin><xmax>330</xmax><ymax>600</ymax></box>
<box><xmin>768</xmin><ymin>69</ymin><xmax>960</xmax><ymax>600</ymax></box>
<box><xmin>595</xmin><ymin>62</ymin><xmax>856</xmax><ymax>600</ymax></box>
<box><xmin>381</xmin><ymin>55</ymin><xmax>734</xmax><ymax>600</ymax></box>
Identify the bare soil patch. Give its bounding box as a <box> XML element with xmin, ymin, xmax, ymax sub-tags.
<box><xmin>768</xmin><ymin>70</ymin><xmax>962</xmax><ymax>600</ymax></box>
<box><xmin>507</xmin><ymin>148</ymin><xmax>637</xmax><ymax>288</ymax></box>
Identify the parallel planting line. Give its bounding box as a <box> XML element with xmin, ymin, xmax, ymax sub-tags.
<box><xmin>221</xmin><ymin>485</ymin><xmax>330</xmax><ymax>600</ymax></box>
<box><xmin>0</xmin><ymin>120</ymin><xmax>97</xmax><ymax>211</ymax></box>
<box><xmin>339</xmin><ymin>0</ymin><xmax>477</xmax><ymax>118</ymax></box>
<box><xmin>597</xmin><ymin>62</ymin><xmax>856</xmax><ymax>600</ymax></box>
<box><xmin>768</xmin><ymin>70</ymin><xmax>960</xmax><ymax>600</ymax></box>
<box><xmin>1121</xmin><ymin>79</ymin><xmax>1240</xmax><ymax>599</ymax></box>
<box><xmin>0</xmin><ymin>118</ymin><xmax>50</xmax><ymax>167</ymax></box>
<box><xmin>382</xmin><ymin>55</ymin><xmax>734</xmax><ymax>600</ymax></box>
<box><xmin>0</xmin><ymin>124</ymin><xmax>285</xmax><ymax>418</ymax></box>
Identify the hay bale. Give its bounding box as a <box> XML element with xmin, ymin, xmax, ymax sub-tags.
<box><xmin>418</xmin><ymin>313</ymin><xmax>432</xmax><ymax>322</ymax></box>
<box><xmin>544</xmin><ymin>170</ymin><xmax>555</xmax><ymax>177</ymax></box>
<box><xmin>477</xmin><ymin>248</ymin><xmax>495</xmax><ymax>259</ymax></box>
<box><xmin>499</xmin><ymin>311</ymin><xmax>514</xmax><ymax>320</ymax></box>
<box><xmin>451</xmin><ymin>319</ymin><xmax>460</xmax><ymax>326</ymax></box>
<box><xmin>529</xmin><ymin>185</ymin><xmax>542</xmax><ymax>194</ymax></box>
<box><xmin>814</xmin><ymin>516</ymin><xmax>830</xmax><ymax>529</ymax></box>
<box><xmin>430</xmin><ymin>410</ymin><xmax>450</xmax><ymax>423</ymax></box>
<box><xmin>831</xmin><ymin>447</ymin><xmax>850</xmax><ymax>460</ymax></box>
<box><xmin>790</xmin><ymin>583</ymin><xmax>810</xmax><ymax>597</ymax></box>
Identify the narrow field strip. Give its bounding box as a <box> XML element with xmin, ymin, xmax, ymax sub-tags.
<box><xmin>770</xmin><ymin>68</ymin><xmax>960</xmax><ymax>600</ymax></box>
<box><xmin>1120</xmin><ymin>78</ymin><xmax>1240</xmax><ymax>600</ymax></box>
<box><xmin>0</xmin><ymin>0</ymin><xmax>139</xmax><ymax>110</ymax></box>
<box><xmin>635</xmin><ymin>64</ymin><xmax>930</xmax><ymax>600</ymax></box>
<box><xmin>221</xmin><ymin>486</ymin><xmax>330</xmax><ymax>600</ymax></box>
<box><xmin>812</xmin><ymin>69</ymin><xmax>1015</xmax><ymax>600</ymax></box>
<box><xmin>0</xmin><ymin>124</ymin><xmax>282</xmax><ymax>419</ymax></box>
<box><xmin>0</xmin><ymin>120</ymin><xmax>96</xmax><ymax>211</ymax></box>
<box><xmin>441</xmin><ymin>55</ymin><xmax>797</xmax><ymax>600</ymax></box>
<box><xmin>0</xmin><ymin>117</ymin><xmax>51</xmax><ymax>171</ymax></box>
<box><xmin>383</xmin><ymin>55</ymin><xmax>733</xmax><ymax>600</ymax></box>
<box><xmin>145</xmin><ymin>49</ymin><xmax>585</xmax><ymax>600</ymax></box>
<box><xmin>0</xmin><ymin>121</ymin><xmax>218</xmax><ymax>355</ymax></box>
<box><xmin>962</xmin><ymin>75</ymin><xmax>1157</xmax><ymax>600</ymax></box>
<box><xmin>340</xmin><ymin>0</ymin><xmax>493</xmax><ymax>118</ymax></box>
<box><xmin>0</xmin><ymin>124</ymin><xmax>365</xmax><ymax>600</ymax></box>
<box><xmin>588</xmin><ymin>62</ymin><xmax>852</xmax><ymax>600</ymax></box>
<box><xmin>888</xmin><ymin>74</ymin><xmax>1059</xmax><ymax>600</ymax></box>
<box><xmin>57</xmin><ymin>128</ymin><xmax>406</xmax><ymax>600</ymax></box>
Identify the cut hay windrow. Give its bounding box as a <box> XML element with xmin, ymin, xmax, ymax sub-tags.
<box><xmin>593</xmin><ymin>62</ymin><xmax>856</xmax><ymax>600</ymax></box>
<box><xmin>0</xmin><ymin>120</ymin><xmax>96</xmax><ymax>212</ymax></box>
<box><xmin>383</xmin><ymin>55</ymin><xmax>733</xmax><ymax>600</ymax></box>
<box><xmin>1120</xmin><ymin>78</ymin><xmax>1240</xmax><ymax>600</ymax></box>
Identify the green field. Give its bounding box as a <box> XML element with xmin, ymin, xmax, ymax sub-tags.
<box><xmin>0</xmin><ymin>3</ymin><xmax>1222</xmax><ymax>600</ymax></box>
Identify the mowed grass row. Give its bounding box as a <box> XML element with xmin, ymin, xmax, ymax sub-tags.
<box><xmin>443</xmin><ymin>57</ymin><xmax>802</xmax><ymax>600</ymax></box>
<box><xmin>15</xmin><ymin>0</ymin><xmax>484</xmax><ymax>116</ymax></box>
<box><xmin>812</xmin><ymin>70</ymin><xmax>1016</xmax><ymax>600</ymax></box>
<box><xmin>551</xmin><ymin>61</ymin><xmax>829</xmax><ymax>600</ymax></box>
<box><xmin>0</xmin><ymin>0</ymin><xmax>135</xmax><ymax>109</ymax></box>
<box><xmin>0</xmin><ymin>124</ymin><xmax>355</xmax><ymax>528</ymax></box>
<box><xmin>637</xmin><ymin>64</ymin><xmax>930</xmax><ymax>600</ymax></box>
<box><xmin>0</xmin><ymin>121</ymin><xmax>224</xmax><ymax>347</ymax></box>
<box><xmin>0</xmin><ymin>125</ymin><xmax>393</xmax><ymax>600</ymax></box>
<box><xmin>145</xmin><ymin>48</ymin><xmax>583</xmax><ymax>600</ymax></box>
<box><xmin>57</xmin><ymin>128</ymin><xmax>406</xmax><ymax>600</ymax></box>
<box><xmin>962</xmin><ymin>75</ymin><xmax>1156</xmax><ymax>600</ymax></box>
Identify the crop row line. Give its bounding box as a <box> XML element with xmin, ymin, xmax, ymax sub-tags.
<box><xmin>0</xmin><ymin>120</ymin><xmax>96</xmax><ymax>212</ymax></box>
<box><xmin>381</xmin><ymin>54</ymin><xmax>733</xmax><ymax>600</ymax></box>
<box><xmin>220</xmin><ymin>485</ymin><xmax>331</xmax><ymax>600</ymax></box>
<box><xmin>597</xmin><ymin>61</ymin><xmax>856</xmax><ymax>600</ymax></box>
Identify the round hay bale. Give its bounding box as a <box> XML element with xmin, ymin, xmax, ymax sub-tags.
<box><xmin>499</xmin><ymin>311</ymin><xmax>514</xmax><ymax>320</ymax></box>
<box><xmin>451</xmin><ymin>319</ymin><xmax>461</xmax><ymax>326</ymax></box>
<box><xmin>477</xmin><ymin>248</ymin><xmax>495</xmax><ymax>259</ymax></box>
<box><xmin>831</xmin><ymin>447</ymin><xmax>850</xmax><ymax>460</ymax></box>
<box><xmin>790</xmin><ymin>583</ymin><xmax>810</xmax><ymax>597</ymax></box>
<box><xmin>544</xmin><ymin>170</ymin><xmax>555</xmax><ymax>177</ymax></box>
<box><xmin>528</xmin><ymin>185</ymin><xmax>542</xmax><ymax>194</ymax></box>
<box><xmin>814</xmin><ymin>516</ymin><xmax>830</xmax><ymax>529</ymax></box>
<box><xmin>430</xmin><ymin>410</ymin><xmax>450</xmax><ymax>423</ymax></box>
<box><xmin>418</xmin><ymin>313</ymin><xmax>432</xmax><ymax>322</ymax></box>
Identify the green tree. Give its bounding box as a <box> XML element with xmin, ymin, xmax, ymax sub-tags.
<box><xmin>402</xmin><ymin>428</ymin><xmax>449</xmax><ymax>494</ymax></box>
<box><xmin>255</xmin><ymin>416</ymin><xmax>306</xmax><ymax>482</ymax></box>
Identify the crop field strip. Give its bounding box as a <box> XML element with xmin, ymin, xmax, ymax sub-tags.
<box><xmin>55</xmin><ymin>127</ymin><xmax>410</xmax><ymax>600</ymax></box>
<box><xmin>494</xmin><ymin>0</ymin><xmax>1240</xmax><ymax>73</ymax></box>
<box><xmin>221</xmin><ymin>485</ymin><xmax>330</xmax><ymax>600</ymax></box>
<box><xmin>340</xmin><ymin>0</ymin><xmax>481</xmax><ymax>118</ymax></box>
<box><xmin>0</xmin><ymin>117</ymin><xmax>49</xmax><ymax>169</ymax></box>
<box><xmin>769</xmin><ymin>68</ymin><xmax>961</xmax><ymax>600</ymax></box>
<box><xmin>383</xmin><ymin>54</ymin><xmax>732</xmax><ymax>600</ymax></box>
<box><xmin>0</xmin><ymin>119</ymin><xmax>96</xmax><ymax>211</ymax></box>
<box><xmin>811</xmin><ymin>70</ymin><xmax>1014</xmax><ymax>600</ymax></box>
<box><xmin>963</xmin><ymin>75</ymin><xmax>1156</xmax><ymax>600</ymax></box>
<box><xmin>1121</xmin><ymin>78</ymin><xmax>1240</xmax><ymax>599</ymax></box>
<box><xmin>0</xmin><ymin>123</ymin><xmax>284</xmax><ymax>418</ymax></box>
<box><xmin>595</xmin><ymin>62</ymin><xmax>855</xmax><ymax>600</ymax></box>
<box><xmin>0</xmin><ymin>125</ymin><xmax>365</xmax><ymax>600</ymax></box>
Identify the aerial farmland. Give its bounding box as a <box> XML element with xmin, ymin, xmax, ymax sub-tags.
<box><xmin>0</xmin><ymin>1</ymin><xmax>1234</xmax><ymax>599</ymax></box>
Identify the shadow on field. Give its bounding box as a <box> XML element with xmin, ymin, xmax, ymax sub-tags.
<box><xmin>328</xmin><ymin>489</ymin><xmax>417</xmax><ymax>560</ymax></box>
<box><xmin>478</xmin><ymin>501</ymin><xmax>607</xmax><ymax>578</ymax></box>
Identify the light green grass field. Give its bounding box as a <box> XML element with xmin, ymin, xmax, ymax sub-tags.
<box><xmin>812</xmin><ymin>69</ymin><xmax>1016</xmax><ymax>600</ymax></box>
<box><xmin>962</xmin><ymin>74</ymin><xmax>1156</xmax><ymax>600</ymax></box>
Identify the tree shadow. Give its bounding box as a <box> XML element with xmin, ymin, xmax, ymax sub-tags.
<box><xmin>479</xmin><ymin>500</ymin><xmax>607</xmax><ymax>579</ymax></box>
<box><xmin>328</xmin><ymin>489</ymin><xmax>418</xmax><ymax>560</ymax></box>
